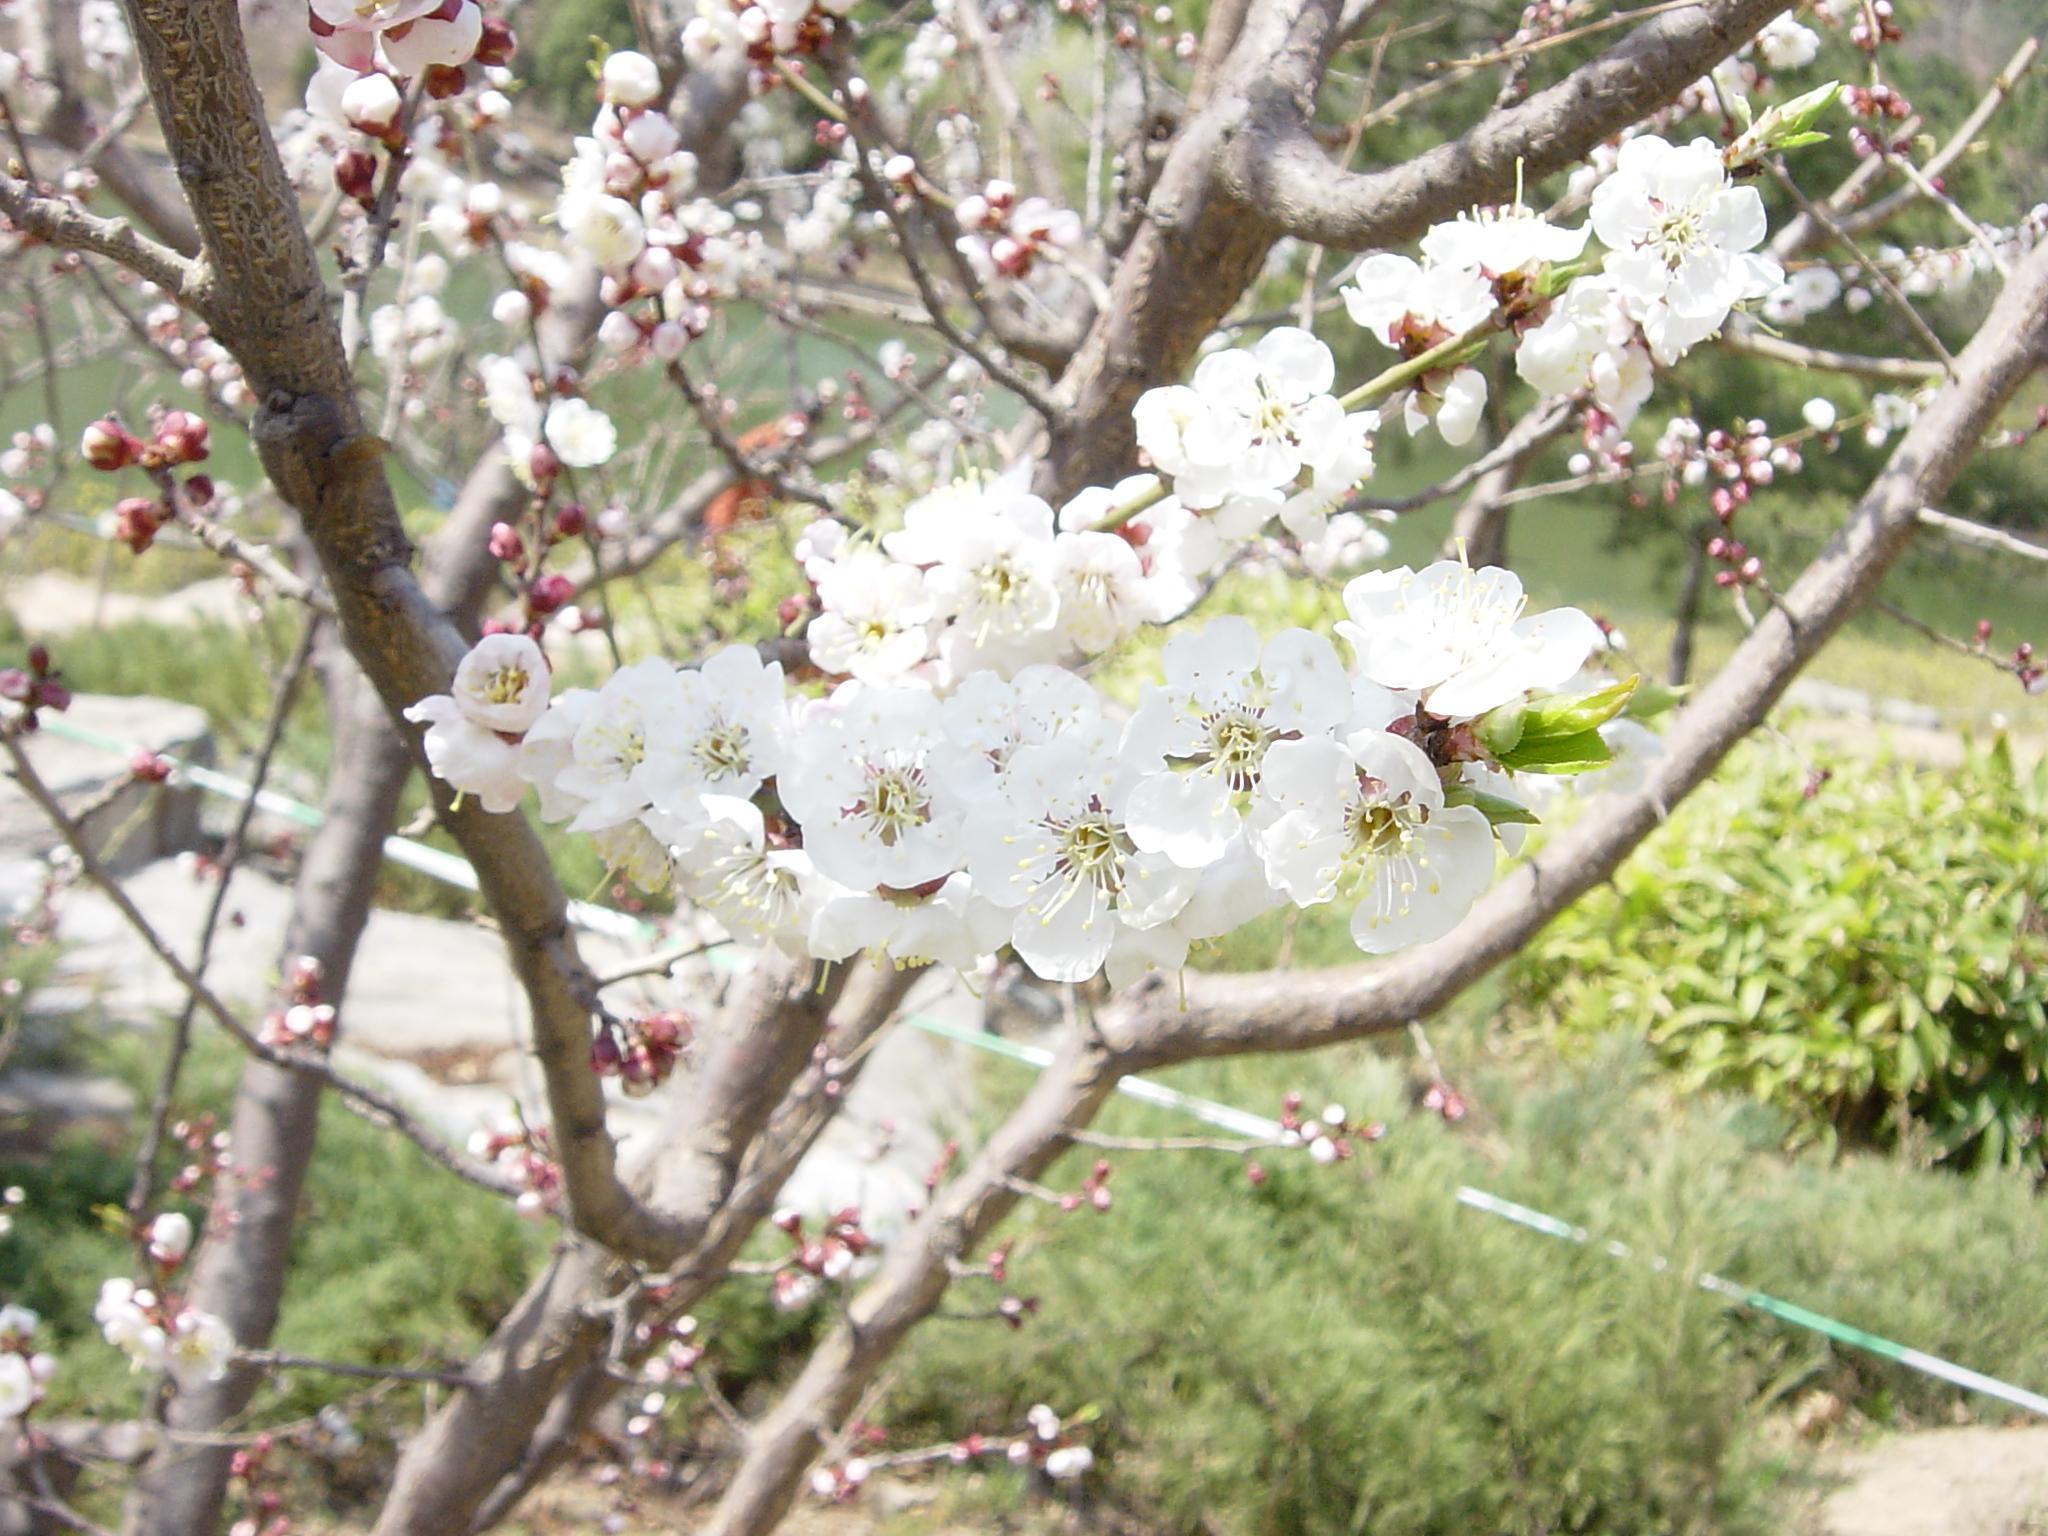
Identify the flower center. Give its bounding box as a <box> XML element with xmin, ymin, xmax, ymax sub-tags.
<box><xmin>1396</xmin><ymin>566</ymin><xmax>1527</xmax><ymax>672</ymax></box>
<box><xmin>1053</xmin><ymin>810</ymin><xmax>1130</xmax><ymax>895</ymax></box>
<box><xmin>1646</xmin><ymin>201</ymin><xmax>1705</xmax><ymax>271</ymax></box>
<box><xmin>1250</xmin><ymin>381</ymin><xmax>1300</xmax><ymax>444</ymax></box>
<box><xmin>716</xmin><ymin>848</ymin><xmax>801</xmax><ymax>923</ymax></box>
<box><xmin>1338</xmin><ymin>780</ymin><xmax>1434</xmax><ymax>920</ymax></box>
<box><xmin>1202</xmin><ymin>707</ymin><xmax>1271</xmax><ymax>791</ymax></box>
<box><xmin>854</xmin><ymin>764</ymin><xmax>932</xmax><ymax>847</ymax></box>
<box><xmin>692</xmin><ymin>721</ymin><xmax>751</xmax><ymax>780</ymax></box>
<box><xmin>584</xmin><ymin>717</ymin><xmax>646</xmax><ymax>779</ymax></box>
<box><xmin>480</xmin><ymin>665</ymin><xmax>530</xmax><ymax>707</ymax></box>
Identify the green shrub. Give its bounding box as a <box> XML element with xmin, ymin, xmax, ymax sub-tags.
<box><xmin>880</xmin><ymin>1031</ymin><xmax>2048</xmax><ymax>1535</ymax></box>
<box><xmin>1505</xmin><ymin>742</ymin><xmax>2048</xmax><ymax>1167</ymax></box>
<box><xmin>519</xmin><ymin>0</ymin><xmax>639</xmax><ymax>112</ymax></box>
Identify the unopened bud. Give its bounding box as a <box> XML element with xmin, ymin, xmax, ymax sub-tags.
<box><xmin>81</xmin><ymin>417</ymin><xmax>136</xmax><ymax>471</ymax></box>
<box><xmin>342</xmin><ymin>71</ymin><xmax>404</xmax><ymax>136</ymax></box>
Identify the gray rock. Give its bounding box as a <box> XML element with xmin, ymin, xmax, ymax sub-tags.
<box><xmin>0</xmin><ymin>694</ymin><xmax>212</xmax><ymax>874</ymax></box>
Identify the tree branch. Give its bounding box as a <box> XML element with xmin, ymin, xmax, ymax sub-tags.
<box><xmin>1224</xmin><ymin>0</ymin><xmax>1788</xmax><ymax>251</ymax></box>
<box><xmin>0</xmin><ymin>173</ymin><xmax>203</xmax><ymax>303</ymax></box>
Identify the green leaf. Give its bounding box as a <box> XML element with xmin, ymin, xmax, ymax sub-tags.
<box><xmin>1468</xmin><ymin>789</ymin><xmax>1542</xmax><ymax>828</ymax></box>
<box><xmin>1475</xmin><ymin>699</ymin><xmax>1526</xmax><ymax>755</ymax></box>
<box><xmin>1623</xmin><ymin>681</ymin><xmax>1687</xmax><ymax>720</ymax></box>
<box><xmin>1496</xmin><ymin>729</ymin><xmax>1613</xmax><ymax>775</ymax></box>
<box><xmin>1520</xmin><ymin>676</ymin><xmax>1639</xmax><ymax>741</ymax></box>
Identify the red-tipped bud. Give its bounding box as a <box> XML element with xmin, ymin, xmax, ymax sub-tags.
<box><xmin>156</xmin><ymin>410</ymin><xmax>210</xmax><ymax>465</ymax></box>
<box><xmin>335</xmin><ymin>147</ymin><xmax>378</xmax><ymax>203</ymax></box>
<box><xmin>527</xmin><ymin>572</ymin><xmax>573</xmax><ymax>616</ymax></box>
<box><xmin>81</xmin><ymin>417</ymin><xmax>137</xmax><ymax>471</ymax></box>
<box><xmin>114</xmin><ymin>497</ymin><xmax>165</xmax><ymax>554</ymax></box>
<box><xmin>488</xmin><ymin>521</ymin><xmax>525</xmax><ymax>562</ymax></box>
<box><xmin>421</xmin><ymin>62</ymin><xmax>468</xmax><ymax>100</ymax></box>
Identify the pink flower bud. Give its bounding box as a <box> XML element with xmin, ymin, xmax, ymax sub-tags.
<box><xmin>81</xmin><ymin>417</ymin><xmax>137</xmax><ymax>471</ymax></box>
<box><xmin>114</xmin><ymin>497</ymin><xmax>165</xmax><ymax>553</ymax></box>
<box><xmin>156</xmin><ymin>410</ymin><xmax>210</xmax><ymax>465</ymax></box>
<box><xmin>527</xmin><ymin>572</ymin><xmax>573</xmax><ymax>615</ymax></box>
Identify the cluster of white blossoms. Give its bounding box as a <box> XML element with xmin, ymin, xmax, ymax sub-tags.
<box><xmin>413</xmin><ymin>559</ymin><xmax>1616</xmax><ymax>984</ymax></box>
<box><xmin>1516</xmin><ymin>136</ymin><xmax>1782</xmax><ymax>421</ymax></box>
<box><xmin>94</xmin><ymin>1280</ymin><xmax>236</xmax><ymax>1389</ymax></box>
<box><xmin>401</xmin><ymin>126</ymin><xmax>1833</xmax><ymax>987</ymax></box>
<box><xmin>682</xmin><ymin>0</ymin><xmax>859</xmax><ymax>65</ymax></box>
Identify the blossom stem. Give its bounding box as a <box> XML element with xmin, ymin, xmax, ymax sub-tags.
<box><xmin>775</xmin><ymin>60</ymin><xmax>850</xmax><ymax>124</ymax></box>
<box><xmin>1338</xmin><ymin>314</ymin><xmax>1503</xmax><ymax>411</ymax></box>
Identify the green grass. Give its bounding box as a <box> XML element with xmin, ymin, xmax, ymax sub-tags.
<box><xmin>858</xmin><ymin>1014</ymin><xmax>2048</xmax><ymax>1535</ymax></box>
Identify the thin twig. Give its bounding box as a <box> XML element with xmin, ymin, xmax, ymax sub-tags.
<box><xmin>126</xmin><ymin>617</ymin><xmax>321</xmax><ymax>1233</ymax></box>
<box><xmin>1770</xmin><ymin>160</ymin><xmax>1959</xmax><ymax>379</ymax></box>
<box><xmin>239</xmin><ymin>1350</ymin><xmax>477</xmax><ymax>1388</ymax></box>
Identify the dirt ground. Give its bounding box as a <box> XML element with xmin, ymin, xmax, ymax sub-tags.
<box><xmin>1802</xmin><ymin>1424</ymin><xmax>2048</xmax><ymax>1536</ymax></box>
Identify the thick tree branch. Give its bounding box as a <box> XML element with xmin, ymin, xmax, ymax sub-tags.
<box><xmin>1223</xmin><ymin>0</ymin><xmax>1788</xmax><ymax>251</ymax></box>
<box><xmin>0</xmin><ymin>173</ymin><xmax>203</xmax><ymax>303</ymax></box>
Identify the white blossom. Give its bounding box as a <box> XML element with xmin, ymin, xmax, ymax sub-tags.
<box><xmin>602</xmin><ymin>49</ymin><xmax>664</xmax><ymax>107</ymax></box>
<box><xmin>809</xmin><ymin>872</ymin><xmax>1009</xmax><ymax>971</ymax></box>
<box><xmin>165</xmin><ymin>1308</ymin><xmax>237</xmax><ymax>1388</ymax></box>
<box><xmin>147</xmin><ymin>1211</ymin><xmax>194</xmax><ymax>1265</ymax></box>
<box><xmin>1338</xmin><ymin>562</ymin><xmax>1603</xmax><ymax>719</ymax></box>
<box><xmin>1132</xmin><ymin>328</ymin><xmax>1345</xmax><ymax>508</ymax></box>
<box><xmin>0</xmin><ymin>1355</ymin><xmax>33</xmax><ymax>1423</ymax></box>
<box><xmin>964</xmin><ymin>719</ymin><xmax>1196</xmax><ymax>982</ymax></box>
<box><xmin>1590</xmin><ymin>135</ymin><xmax>1782</xmax><ymax>364</ymax></box>
<box><xmin>778</xmin><ymin>685</ymin><xmax>965</xmax><ymax>891</ymax></box>
<box><xmin>1756</xmin><ymin>14</ymin><xmax>1820</xmax><ymax>70</ymax></box>
<box><xmin>644</xmin><ymin>644</ymin><xmax>789</xmax><ymax>822</ymax></box>
<box><xmin>451</xmin><ymin>633</ymin><xmax>551</xmax><ymax>733</ymax></box>
<box><xmin>1124</xmin><ymin>618</ymin><xmax>1353</xmax><ymax>868</ymax></box>
<box><xmin>1253</xmin><ymin>729</ymin><xmax>1495</xmax><ymax>953</ymax></box>
<box><xmin>403</xmin><ymin>696</ymin><xmax>530</xmax><ymax>813</ymax></box>
<box><xmin>543</xmin><ymin>397</ymin><xmax>619</xmax><ymax>468</ymax></box>
<box><xmin>807</xmin><ymin>551</ymin><xmax>935</xmax><ymax>685</ymax></box>
<box><xmin>526</xmin><ymin>658</ymin><xmax>686</xmax><ymax>832</ymax></box>
<box><xmin>667</xmin><ymin>795</ymin><xmax>830</xmax><ymax>950</ymax></box>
